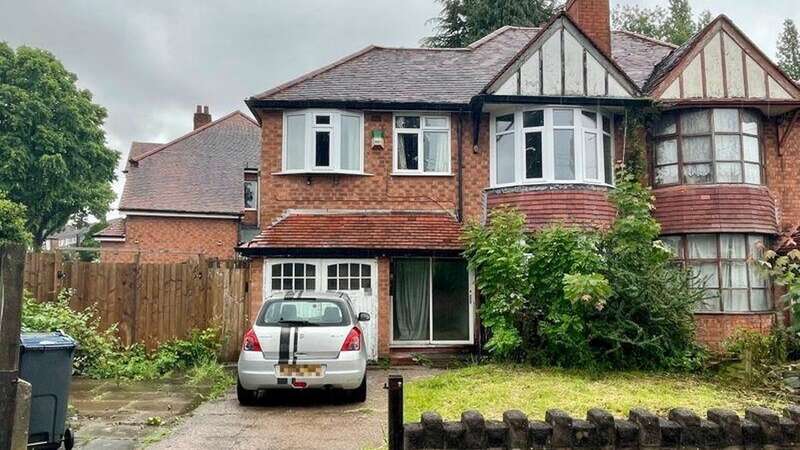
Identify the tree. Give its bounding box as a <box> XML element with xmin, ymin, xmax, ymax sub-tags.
<box><xmin>0</xmin><ymin>191</ymin><xmax>32</xmax><ymax>246</ymax></box>
<box><xmin>777</xmin><ymin>19</ymin><xmax>800</xmax><ymax>81</ymax></box>
<box><xmin>611</xmin><ymin>0</ymin><xmax>712</xmax><ymax>46</ymax></box>
<box><xmin>662</xmin><ymin>0</ymin><xmax>697</xmax><ymax>45</ymax></box>
<box><xmin>612</xmin><ymin>5</ymin><xmax>665</xmax><ymax>40</ymax></box>
<box><xmin>423</xmin><ymin>0</ymin><xmax>561</xmax><ymax>48</ymax></box>
<box><xmin>0</xmin><ymin>42</ymin><xmax>119</xmax><ymax>248</ymax></box>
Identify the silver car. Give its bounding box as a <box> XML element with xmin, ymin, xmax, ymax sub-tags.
<box><xmin>237</xmin><ymin>291</ymin><xmax>369</xmax><ymax>404</ymax></box>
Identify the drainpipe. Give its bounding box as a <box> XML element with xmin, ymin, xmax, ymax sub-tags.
<box><xmin>456</xmin><ymin>112</ymin><xmax>464</xmax><ymax>222</ymax></box>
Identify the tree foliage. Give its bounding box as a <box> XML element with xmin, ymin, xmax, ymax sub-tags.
<box><xmin>612</xmin><ymin>0</ymin><xmax>712</xmax><ymax>46</ymax></box>
<box><xmin>423</xmin><ymin>0</ymin><xmax>561</xmax><ymax>48</ymax></box>
<box><xmin>777</xmin><ymin>19</ymin><xmax>800</xmax><ymax>81</ymax></box>
<box><xmin>0</xmin><ymin>42</ymin><xmax>119</xmax><ymax>248</ymax></box>
<box><xmin>0</xmin><ymin>190</ymin><xmax>32</xmax><ymax>246</ymax></box>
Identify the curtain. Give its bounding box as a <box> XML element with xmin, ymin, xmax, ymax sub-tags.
<box><xmin>393</xmin><ymin>259</ymin><xmax>430</xmax><ymax>341</ymax></box>
<box><xmin>423</xmin><ymin>131</ymin><xmax>449</xmax><ymax>173</ymax></box>
<box><xmin>340</xmin><ymin>114</ymin><xmax>360</xmax><ymax>171</ymax></box>
<box><xmin>285</xmin><ymin>114</ymin><xmax>306</xmax><ymax>170</ymax></box>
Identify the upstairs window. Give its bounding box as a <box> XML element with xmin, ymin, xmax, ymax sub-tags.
<box><xmin>394</xmin><ymin>114</ymin><xmax>451</xmax><ymax>174</ymax></box>
<box><xmin>243</xmin><ymin>180</ymin><xmax>258</xmax><ymax>210</ymax></box>
<box><xmin>283</xmin><ymin>110</ymin><xmax>363</xmax><ymax>174</ymax></box>
<box><xmin>491</xmin><ymin>107</ymin><xmax>613</xmax><ymax>187</ymax></box>
<box><xmin>653</xmin><ymin>109</ymin><xmax>762</xmax><ymax>186</ymax></box>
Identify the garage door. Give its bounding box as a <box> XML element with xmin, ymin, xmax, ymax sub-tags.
<box><xmin>264</xmin><ymin>258</ymin><xmax>379</xmax><ymax>361</ymax></box>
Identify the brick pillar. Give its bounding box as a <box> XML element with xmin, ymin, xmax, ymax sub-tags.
<box><xmin>566</xmin><ymin>0</ymin><xmax>611</xmax><ymax>56</ymax></box>
<box><xmin>378</xmin><ymin>257</ymin><xmax>391</xmax><ymax>357</ymax></box>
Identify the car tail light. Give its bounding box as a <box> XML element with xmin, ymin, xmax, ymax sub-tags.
<box><xmin>242</xmin><ymin>329</ymin><xmax>261</xmax><ymax>352</ymax></box>
<box><xmin>340</xmin><ymin>327</ymin><xmax>362</xmax><ymax>352</ymax></box>
<box><xmin>292</xmin><ymin>380</ymin><xmax>307</xmax><ymax>388</ymax></box>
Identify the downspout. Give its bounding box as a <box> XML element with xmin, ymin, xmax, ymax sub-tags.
<box><xmin>456</xmin><ymin>112</ymin><xmax>464</xmax><ymax>222</ymax></box>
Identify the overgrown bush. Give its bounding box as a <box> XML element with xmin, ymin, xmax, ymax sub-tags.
<box><xmin>21</xmin><ymin>289</ymin><xmax>223</xmax><ymax>380</ymax></box>
<box><xmin>464</xmin><ymin>170</ymin><xmax>706</xmax><ymax>371</ymax></box>
<box><xmin>722</xmin><ymin>327</ymin><xmax>798</xmax><ymax>386</ymax></box>
<box><xmin>757</xmin><ymin>247</ymin><xmax>800</xmax><ymax>332</ymax></box>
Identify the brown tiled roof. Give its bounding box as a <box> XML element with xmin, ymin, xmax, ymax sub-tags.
<box><xmin>252</xmin><ymin>26</ymin><xmax>673</xmax><ymax>104</ymax></box>
<box><xmin>119</xmin><ymin>111</ymin><xmax>260</xmax><ymax>215</ymax></box>
<box><xmin>95</xmin><ymin>218</ymin><xmax>126</xmax><ymax>238</ymax></box>
<box><xmin>242</xmin><ymin>211</ymin><xmax>464</xmax><ymax>251</ymax></box>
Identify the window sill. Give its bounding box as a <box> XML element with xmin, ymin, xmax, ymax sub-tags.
<box><xmin>694</xmin><ymin>311</ymin><xmax>775</xmax><ymax>316</ymax></box>
<box><xmin>389</xmin><ymin>342</ymin><xmax>474</xmax><ymax>348</ymax></box>
<box><xmin>391</xmin><ymin>172</ymin><xmax>454</xmax><ymax>177</ymax></box>
<box><xmin>488</xmin><ymin>180</ymin><xmax>614</xmax><ymax>190</ymax></box>
<box><xmin>272</xmin><ymin>171</ymin><xmax>373</xmax><ymax>176</ymax></box>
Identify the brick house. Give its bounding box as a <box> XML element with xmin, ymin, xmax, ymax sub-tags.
<box><xmin>238</xmin><ymin>0</ymin><xmax>800</xmax><ymax>360</ymax></box>
<box><xmin>96</xmin><ymin>107</ymin><xmax>261</xmax><ymax>263</ymax></box>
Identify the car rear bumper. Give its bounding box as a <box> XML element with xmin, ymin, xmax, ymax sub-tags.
<box><xmin>237</xmin><ymin>350</ymin><xmax>366</xmax><ymax>390</ymax></box>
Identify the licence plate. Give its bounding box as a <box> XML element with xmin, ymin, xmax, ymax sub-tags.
<box><xmin>276</xmin><ymin>364</ymin><xmax>324</xmax><ymax>378</ymax></box>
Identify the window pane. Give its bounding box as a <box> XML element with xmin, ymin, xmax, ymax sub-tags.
<box><xmin>684</xmin><ymin>163</ymin><xmax>712</xmax><ymax>184</ymax></box>
<box><xmin>362</xmin><ymin>278</ymin><xmax>371</xmax><ymax>289</ymax></box>
<box><xmin>748</xmin><ymin>234</ymin><xmax>766</xmax><ymax>260</ymax></box>
<box><xmin>274</xmin><ymin>264</ymin><xmax>282</xmax><ymax>277</ymax></box>
<box><xmin>496</xmin><ymin>133</ymin><xmax>516</xmax><ymax>184</ymax></box>
<box><xmin>523</xmin><ymin>111</ymin><xmax>544</xmax><ymax>128</ymax></box>
<box><xmin>743</xmin><ymin>136</ymin><xmax>760</xmax><ymax>162</ymax></box>
<box><xmin>603</xmin><ymin>135</ymin><xmax>613</xmax><ymax>184</ymax></box>
<box><xmin>682</xmin><ymin>136</ymin><xmax>712</xmax><ymax>162</ymax></box>
<box><xmin>722</xmin><ymin>290</ymin><xmax>749</xmax><ymax>311</ymax></box>
<box><xmin>327</xmin><ymin>264</ymin><xmax>336</xmax><ymax>277</ymax></box>
<box><xmin>286</xmin><ymin>114</ymin><xmax>306</xmax><ymax>170</ymax></box>
<box><xmin>423</xmin><ymin>131</ymin><xmax>450</xmax><ymax>173</ymax></box>
<box><xmin>272</xmin><ymin>279</ymin><xmax>281</xmax><ymax>290</ymax></box>
<box><xmin>496</xmin><ymin>114</ymin><xmax>514</xmax><ymax>133</ymax></box>
<box><xmin>744</xmin><ymin>163</ymin><xmax>761</xmax><ymax>184</ymax></box>
<box><xmin>315</xmin><ymin>115</ymin><xmax>331</xmax><ymax>125</ymax></box>
<box><xmin>720</xmin><ymin>234</ymin><xmax>746</xmax><ymax>259</ymax></box>
<box><xmin>295</xmin><ymin>263</ymin><xmax>304</xmax><ymax>277</ymax></box>
<box><xmin>339</xmin><ymin>279</ymin><xmax>350</xmax><ymax>290</ymax></box>
<box><xmin>721</xmin><ymin>262</ymin><xmax>748</xmax><ymax>288</ymax></box>
<box><xmin>350</xmin><ymin>263</ymin><xmax>359</xmax><ymax>277</ymax></box>
<box><xmin>339</xmin><ymin>264</ymin><xmax>349</xmax><ymax>277</ymax></box>
<box><xmin>327</xmin><ymin>279</ymin><xmax>337</xmax><ymax>290</ymax></box>
<box><xmin>713</xmin><ymin>109</ymin><xmax>739</xmax><ymax>132</ymax></box>
<box><xmin>655</xmin><ymin>165</ymin><xmax>678</xmax><ymax>185</ymax></box>
<box><xmin>396</xmin><ymin>116</ymin><xmax>420</xmax><ymax>129</ymax></box>
<box><xmin>656</xmin><ymin>139</ymin><xmax>678</xmax><ymax>165</ymax></box>
<box><xmin>283</xmin><ymin>279</ymin><xmax>292</xmax><ymax>290</ymax></box>
<box><xmin>741</xmin><ymin>110</ymin><xmax>759</xmax><ymax>135</ymax></box>
<box><xmin>306</xmin><ymin>279</ymin><xmax>316</xmax><ymax>290</ymax></box>
<box><xmin>581</xmin><ymin>111</ymin><xmax>597</xmax><ymax>128</ymax></box>
<box><xmin>750</xmin><ymin>266</ymin><xmax>767</xmax><ymax>288</ymax></box>
<box><xmin>554</xmin><ymin>109</ymin><xmax>574</xmax><ymax>126</ymax></box>
<box><xmin>341</xmin><ymin>115</ymin><xmax>361</xmax><ymax>171</ymax></box>
<box><xmin>691</xmin><ymin>263</ymin><xmax>719</xmax><ymax>288</ymax></box>
<box><xmin>688</xmin><ymin>234</ymin><xmax>717</xmax><ymax>258</ymax></box>
<box><xmin>424</xmin><ymin>117</ymin><xmax>448</xmax><ymax>128</ymax></box>
<box><xmin>307</xmin><ymin>264</ymin><xmax>315</xmax><ymax>277</ymax></box>
<box><xmin>656</xmin><ymin>114</ymin><xmax>677</xmax><ymax>135</ymax></box>
<box><xmin>602</xmin><ymin>115</ymin><xmax>611</xmax><ymax>134</ymax></box>
<box><xmin>525</xmin><ymin>132</ymin><xmax>543</xmax><ymax>179</ymax></box>
<box><xmin>716</xmin><ymin>162</ymin><xmax>742</xmax><ymax>183</ymax></box>
<box><xmin>681</xmin><ymin>110</ymin><xmax>711</xmax><ymax>133</ymax></box>
<box><xmin>393</xmin><ymin>259</ymin><xmax>431</xmax><ymax>341</ymax></box>
<box><xmin>751</xmin><ymin>289</ymin><xmax>769</xmax><ymax>311</ymax></box>
<box><xmin>714</xmin><ymin>135</ymin><xmax>741</xmax><ymax>160</ymax></box>
<box><xmin>661</xmin><ymin>236</ymin><xmax>684</xmax><ymax>258</ymax></box>
<box><xmin>361</xmin><ymin>264</ymin><xmax>371</xmax><ymax>277</ymax></box>
<box><xmin>432</xmin><ymin>259</ymin><xmax>470</xmax><ymax>341</ymax></box>
<box><xmin>697</xmin><ymin>294</ymin><xmax>721</xmax><ymax>312</ymax></box>
<box><xmin>284</xmin><ymin>264</ymin><xmax>293</xmax><ymax>277</ymax></box>
<box><xmin>244</xmin><ymin>181</ymin><xmax>256</xmax><ymax>209</ymax></box>
<box><xmin>584</xmin><ymin>132</ymin><xmax>598</xmax><ymax>179</ymax></box>
<box><xmin>554</xmin><ymin>129</ymin><xmax>575</xmax><ymax>180</ymax></box>
<box><xmin>315</xmin><ymin>131</ymin><xmax>330</xmax><ymax>166</ymax></box>
<box><xmin>397</xmin><ymin>133</ymin><xmax>419</xmax><ymax>170</ymax></box>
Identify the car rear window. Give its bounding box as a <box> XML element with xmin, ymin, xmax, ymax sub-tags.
<box><xmin>258</xmin><ymin>299</ymin><xmax>351</xmax><ymax>327</ymax></box>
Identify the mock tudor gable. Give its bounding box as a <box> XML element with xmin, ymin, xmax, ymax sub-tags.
<box><xmin>486</xmin><ymin>14</ymin><xmax>638</xmax><ymax>98</ymax></box>
<box><xmin>648</xmin><ymin>16</ymin><xmax>800</xmax><ymax>101</ymax></box>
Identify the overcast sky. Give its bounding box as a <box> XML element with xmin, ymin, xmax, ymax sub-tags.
<box><xmin>0</xmin><ymin>0</ymin><xmax>794</xmax><ymax>218</ymax></box>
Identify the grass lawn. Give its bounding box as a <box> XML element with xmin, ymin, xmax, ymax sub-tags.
<box><xmin>403</xmin><ymin>364</ymin><xmax>784</xmax><ymax>422</ymax></box>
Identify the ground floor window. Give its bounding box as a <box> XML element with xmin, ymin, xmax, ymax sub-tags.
<box><xmin>661</xmin><ymin>233</ymin><xmax>771</xmax><ymax>312</ymax></box>
<box><xmin>392</xmin><ymin>258</ymin><xmax>472</xmax><ymax>344</ymax></box>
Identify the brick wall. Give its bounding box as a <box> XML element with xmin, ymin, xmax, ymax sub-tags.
<box><xmin>100</xmin><ymin>216</ymin><xmax>239</xmax><ymax>263</ymax></box>
<box><xmin>694</xmin><ymin>313</ymin><xmax>777</xmax><ymax>350</ymax></box>
<box><xmin>764</xmin><ymin>119</ymin><xmax>800</xmax><ymax>229</ymax></box>
<box><xmin>248</xmin><ymin>258</ymin><xmax>263</xmax><ymax>324</ymax></box>
<box><xmin>378</xmin><ymin>257</ymin><xmax>391</xmax><ymax>357</ymax></box>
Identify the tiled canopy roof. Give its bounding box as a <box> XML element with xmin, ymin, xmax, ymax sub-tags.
<box><xmin>119</xmin><ymin>111</ymin><xmax>260</xmax><ymax>215</ymax></box>
<box><xmin>95</xmin><ymin>218</ymin><xmax>126</xmax><ymax>239</ymax></box>
<box><xmin>241</xmin><ymin>211</ymin><xmax>464</xmax><ymax>251</ymax></box>
<box><xmin>251</xmin><ymin>26</ymin><xmax>675</xmax><ymax>105</ymax></box>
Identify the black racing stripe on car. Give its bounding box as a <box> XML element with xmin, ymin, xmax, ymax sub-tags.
<box><xmin>277</xmin><ymin>326</ymin><xmax>290</xmax><ymax>385</ymax></box>
<box><xmin>290</xmin><ymin>326</ymin><xmax>299</xmax><ymax>385</ymax></box>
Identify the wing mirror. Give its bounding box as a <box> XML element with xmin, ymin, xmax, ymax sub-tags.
<box><xmin>357</xmin><ymin>312</ymin><xmax>371</xmax><ymax>322</ymax></box>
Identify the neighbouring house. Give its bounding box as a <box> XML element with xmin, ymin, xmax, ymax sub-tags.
<box><xmin>44</xmin><ymin>224</ymin><xmax>93</xmax><ymax>250</ymax></box>
<box><xmin>95</xmin><ymin>106</ymin><xmax>261</xmax><ymax>263</ymax></box>
<box><xmin>234</xmin><ymin>0</ymin><xmax>800</xmax><ymax>360</ymax></box>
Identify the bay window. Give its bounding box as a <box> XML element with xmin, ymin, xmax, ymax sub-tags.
<box><xmin>653</xmin><ymin>109</ymin><xmax>762</xmax><ymax>186</ymax></box>
<box><xmin>491</xmin><ymin>107</ymin><xmax>614</xmax><ymax>187</ymax></box>
<box><xmin>282</xmin><ymin>110</ymin><xmax>364</xmax><ymax>174</ymax></box>
<box><xmin>661</xmin><ymin>234</ymin><xmax>771</xmax><ymax>313</ymax></box>
<box><xmin>394</xmin><ymin>114</ymin><xmax>451</xmax><ymax>175</ymax></box>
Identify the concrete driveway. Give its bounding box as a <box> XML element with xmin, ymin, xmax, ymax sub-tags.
<box><xmin>149</xmin><ymin>367</ymin><xmax>437</xmax><ymax>450</ymax></box>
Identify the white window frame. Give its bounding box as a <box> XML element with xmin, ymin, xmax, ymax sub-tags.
<box><xmin>489</xmin><ymin>106</ymin><xmax>614</xmax><ymax>188</ymax></box>
<box><xmin>280</xmin><ymin>109</ymin><xmax>365</xmax><ymax>175</ymax></box>
<box><xmin>389</xmin><ymin>257</ymin><xmax>475</xmax><ymax>347</ymax></box>
<box><xmin>392</xmin><ymin>113</ymin><xmax>452</xmax><ymax>176</ymax></box>
<box><xmin>243</xmin><ymin>179</ymin><xmax>258</xmax><ymax>211</ymax></box>
<box><xmin>263</xmin><ymin>258</ymin><xmax>379</xmax><ymax>299</ymax></box>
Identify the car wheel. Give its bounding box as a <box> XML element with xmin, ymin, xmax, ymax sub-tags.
<box><xmin>237</xmin><ymin>378</ymin><xmax>257</xmax><ymax>406</ymax></box>
<box><xmin>63</xmin><ymin>428</ymin><xmax>75</xmax><ymax>450</ymax></box>
<box><xmin>349</xmin><ymin>375</ymin><xmax>367</xmax><ymax>403</ymax></box>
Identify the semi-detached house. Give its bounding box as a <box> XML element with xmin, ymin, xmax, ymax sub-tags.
<box><xmin>238</xmin><ymin>0</ymin><xmax>800</xmax><ymax>361</ymax></box>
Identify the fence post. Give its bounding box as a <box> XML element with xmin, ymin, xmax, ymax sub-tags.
<box><xmin>0</xmin><ymin>244</ymin><xmax>27</xmax><ymax>450</ymax></box>
<box><xmin>387</xmin><ymin>374</ymin><xmax>404</xmax><ymax>450</ymax></box>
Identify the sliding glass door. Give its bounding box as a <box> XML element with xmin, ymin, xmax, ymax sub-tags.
<box><xmin>392</xmin><ymin>258</ymin><xmax>472</xmax><ymax>345</ymax></box>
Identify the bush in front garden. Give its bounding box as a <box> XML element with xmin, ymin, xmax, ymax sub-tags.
<box><xmin>464</xmin><ymin>170</ymin><xmax>706</xmax><ymax>371</ymax></box>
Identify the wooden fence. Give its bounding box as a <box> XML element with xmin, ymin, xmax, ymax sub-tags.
<box><xmin>23</xmin><ymin>252</ymin><xmax>251</xmax><ymax>361</ymax></box>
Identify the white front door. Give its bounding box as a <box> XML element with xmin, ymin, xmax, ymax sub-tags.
<box><xmin>263</xmin><ymin>258</ymin><xmax>379</xmax><ymax>361</ymax></box>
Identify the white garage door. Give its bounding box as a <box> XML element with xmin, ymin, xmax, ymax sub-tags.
<box><xmin>263</xmin><ymin>258</ymin><xmax>379</xmax><ymax>361</ymax></box>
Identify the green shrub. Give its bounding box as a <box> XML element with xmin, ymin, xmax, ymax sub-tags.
<box><xmin>0</xmin><ymin>191</ymin><xmax>32</xmax><ymax>246</ymax></box>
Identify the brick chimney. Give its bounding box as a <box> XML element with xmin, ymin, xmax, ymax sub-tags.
<box><xmin>193</xmin><ymin>105</ymin><xmax>211</xmax><ymax>130</ymax></box>
<box><xmin>566</xmin><ymin>0</ymin><xmax>611</xmax><ymax>56</ymax></box>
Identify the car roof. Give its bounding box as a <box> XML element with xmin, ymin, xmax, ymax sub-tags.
<box><xmin>266</xmin><ymin>291</ymin><xmax>352</xmax><ymax>302</ymax></box>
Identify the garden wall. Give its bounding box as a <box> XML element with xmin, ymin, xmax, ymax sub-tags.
<box><xmin>23</xmin><ymin>252</ymin><xmax>251</xmax><ymax>361</ymax></box>
<box><xmin>403</xmin><ymin>406</ymin><xmax>800</xmax><ymax>449</ymax></box>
